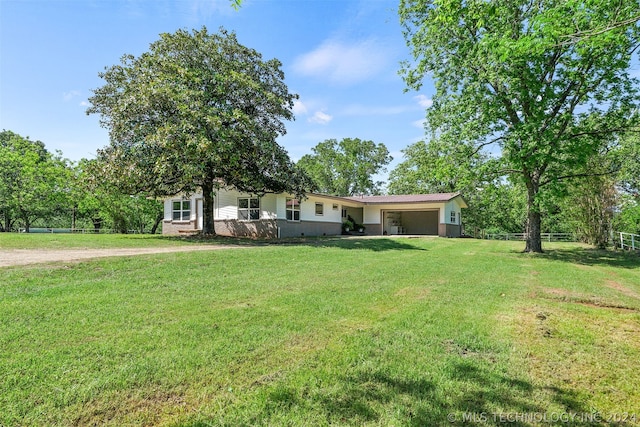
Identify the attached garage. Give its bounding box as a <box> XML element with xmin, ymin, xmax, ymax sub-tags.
<box><xmin>383</xmin><ymin>210</ymin><xmax>439</xmax><ymax>235</ymax></box>
<box><xmin>344</xmin><ymin>193</ymin><xmax>468</xmax><ymax>237</ymax></box>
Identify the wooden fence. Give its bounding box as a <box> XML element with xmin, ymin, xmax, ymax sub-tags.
<box><xmin>618</xmin><ymin>232</ymin><xmax>639</xmax><ymax>251</ymax></box>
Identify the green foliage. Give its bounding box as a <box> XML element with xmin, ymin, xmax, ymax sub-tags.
<box><xmin>87</xmin><ymin>27</ymin><xmax>311</xmax><ymax>234</ymax></box>
<box><xmin>72</xmin><ymin>159</ymin><xmax>163</xmax><ymax>233</ymax></box>
<box><xmin>614</xmin><ymin>196</ymin><xmax>640</xmax><ymax>235</ymax></box>
<box><xmin>297</xmin><ymin>138</ymin><xmax>392</xmax><ymax>196</ymax></box>
<box><xmin>0</xmin><ymin>130</ymin><xmax>72</xmax><ymax>231</ymax></box>
<box><xmin>399</xmin><ymin>0</ymin><xmax>640</xmax><ymax>252</ymax></box>
<box><xmin>389</xmin><ymin>138</ymin><xmax>526</xmax><ymax>235</ymax></box>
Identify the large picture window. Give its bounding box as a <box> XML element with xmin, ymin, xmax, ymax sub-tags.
<box><xmin>172</xmin><ymin>200</ymin><xmax>191</xmax><ymax>221</ymax></box>
<box><xmin>286</xmin><ymin>198</ymin><xmax>300</xmax><ymax>221</ymax></box>
<box><xmin>238</xmin><ymin>197</ymin><xmax>260</xmax><ymax>220</ymax></box>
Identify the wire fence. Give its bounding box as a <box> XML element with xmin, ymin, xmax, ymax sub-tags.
<box><xmin>18</xmin><ymin>228</ymin><xmax>142</xmax><ymax>234</ymax></box>
<box><xmin>483</xmin><ymin>232</ymin><xmax>576</xmax><ymax>242</ymax></box>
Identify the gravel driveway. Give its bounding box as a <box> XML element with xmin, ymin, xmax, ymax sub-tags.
<box><xmin>0</xmin><ymin>245</ymin><xmax>246</xmax><ymax>267</ymax></box>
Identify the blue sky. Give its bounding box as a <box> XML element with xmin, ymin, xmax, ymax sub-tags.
<box><xmin>0</xmin><ymin>0</ymin><xmax>434</xmax><ymax>179</ymax></box>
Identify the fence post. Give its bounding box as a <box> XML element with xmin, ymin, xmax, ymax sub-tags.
<box><xmin>633</xmin><ymin>234</ymin><xmax>636</xmax><ymax>251</ymax></box>
<box><xmin>620</xmin><ymin>232</ymin><xmax>624</xmax><ymax>249</ymax></box>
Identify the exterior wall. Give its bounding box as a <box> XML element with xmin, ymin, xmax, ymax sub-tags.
<box><xmin>344</xmin><ymin>206</ymin><xmax>363</xmax><ymax>225</ymax></box>
<box><xmin>162</xmin><ymin>190</ymin><xmax>467</xmax><ymax>238</ymax></box>
<box><xmin>438</xmin><ymin>223</ymin><xmax>463</xmax><ymax>237</ymax></box>
<box><xmin>214</xmin><ymin>219</ymin><xmax>279</xmax><ymax>239</ymax></box>
<box><xmin>215</xmin><ymin>188</ymin><xmax>241</xmax><ymax>220</ymax></box>
<box><xmin>299</xmin><ymin>195</ymin><xmax>343</xmax><ymax>223</ymax></box>
<box><xmin>162</xmin><ymin>194</ymin><xmax>200</xmax><ymax>235</ymax></box>
<box><xmin>162</xmin><ymin>219</ymin><xmax>198</xmax><ymax>234</ymax></box>
<box><xmin>276</xmin><ymin>219</ymin><xmax>341</xmax><ymax>238</ymax></box>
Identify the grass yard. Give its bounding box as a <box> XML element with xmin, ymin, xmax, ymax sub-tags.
<box><xmin>0</xmin><ymin>232</ymin><xmax>246</xmax><ymax>250</ymax></box>
<box><xmin>1</xmin><ymin>236</ymin><xmax>639</xmax><ymax>426</ymax></box>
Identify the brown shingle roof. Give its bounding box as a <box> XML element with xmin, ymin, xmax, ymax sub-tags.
<box><xmin>342</xmin><ymin>193</ymin><xmax>462</xmax><ymax>204</ymax></box>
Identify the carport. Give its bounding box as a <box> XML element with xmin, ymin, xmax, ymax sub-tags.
<box><xmin>383</xmin><ymin>209</ymin><xmax>439</xmax><ymax>235</ymax></box>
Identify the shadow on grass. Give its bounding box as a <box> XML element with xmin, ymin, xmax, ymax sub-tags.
<box><xmin>536</xmin><ymin>247</ymin><xmax>640</xmax><ymax>269</ymax></box>
<box><xmin>184</xmin><ymin>360</ymin><xmax>596</xmax><ymax>426</ymax></box>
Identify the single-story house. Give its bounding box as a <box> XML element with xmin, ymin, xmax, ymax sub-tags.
<box><xmin>162</xmin><ymin>188</ymin><xmax>467</xmax><ymax>238</ymax></box>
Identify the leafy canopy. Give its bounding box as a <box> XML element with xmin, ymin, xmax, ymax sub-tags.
<box><xmin>297</xmin><ymin>138</ymin><xmax>392</xmax><ymax>196</ymax></box>
<box><xmin>87</xmin><ymin>27</ymin><xmax>311</xmax><ymax>234</ymax></box>
<box><xmin>399</xmin><ymin>0</ymin><xmax>640</xmax><ymax>252</ymax></box>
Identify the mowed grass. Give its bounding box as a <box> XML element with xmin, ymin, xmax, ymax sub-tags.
<box><xmin>0</xmin><ymin>232</ymin><xmax>245</xmax><ymax>250</ymax></box>
<box><xmin>1</xmin><ymin>237</ymin><xmax>639</xmax><ymax>426</ymax></box>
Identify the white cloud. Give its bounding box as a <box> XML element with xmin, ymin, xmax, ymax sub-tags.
<box><xmin>293</xmin><ymin>38</ymin><xmax>389</xmax><ymax>85</ymax></box>
<box><xmin>414</xmin><ymin>94</ymin><xmax>433</xmax><ymax>108</ymax></box>
<box><xmin>309</xmin><ymin>111</ymin><xmax>333</xmax><ymax>125</ymax></box>
<box><xmin>292</xmin><ymin>99</ymin><xmax>308</xmax><ymax>116</ymax></box>
<box><xmin>63</xmin><ymin>90</ymin><xmax>81</xmax><ymax>101</ymax></box>
<box><xmin>79</xmin><ymin>101</ymin><xmax>90</xmax><ymax>107</ymax></box>
<box><xmin>412</xmin><ymin>118</ymin><xmax>426</xmax><ymax>129</ymax></box>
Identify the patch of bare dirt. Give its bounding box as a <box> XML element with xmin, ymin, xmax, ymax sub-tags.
<box><xmin>0</xmin><ymin>245</ymin><xmax>248</xmax><ymax>267</ymax></box>
<box><xmin>604</xmin><ymin>280</ymin><xmax>640</xmax><ymax>300</ymax></box>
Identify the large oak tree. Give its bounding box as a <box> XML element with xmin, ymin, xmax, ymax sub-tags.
<box><xmin>88</xmin><ymin>27</ymin><xmax>310</xmax><ymax>235</ymax></box>
<box><xmin>399</xmin><ymin>0</ymin><xmax>640</xmax><ymax>252</ymax></box>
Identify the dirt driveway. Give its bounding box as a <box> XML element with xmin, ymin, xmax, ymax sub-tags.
<box><xmin>0</xmin><ymin>245</ymin><xmax>246</xmax><ymax>268</ymax></box>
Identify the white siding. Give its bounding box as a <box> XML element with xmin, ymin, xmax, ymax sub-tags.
<box><xmin>165</xmin><ymin>194</ymin><xmax>200</xmax><ymax>222</ymax></box>
<box><xmin>364</xmin><ymin>206</ymin><xmax>382</xmax><ymax>224</ymax></box>
<box><xmin>261</xmin><ymin>193</ymin><xmax>277</xmax><ymax>219</ymax></box>
<box><xmin>299</xmin><ymin>195</ymin><xmax>342</xmax><ymax>223</ymax></box>
<box><xmin>440</xmin><ymin>199</ymin><xmax>461</xmax><ymax>224</ymax></box>
<box><xmin>215</xmin><ymin>188</ymin><xmax>241</xmax><ymax>220</ymax></box>
<box><xmin>214</xmin><ymin>188</ymin><xmax>278</xmax><ymax>220</ymax></box>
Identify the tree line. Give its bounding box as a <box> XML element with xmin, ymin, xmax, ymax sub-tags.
<box><xmin>3</xmin><ymin>126</ymin><xmax>638</xmax><ymax>245</ymax></box>
<box><xmin>3</xmin><ymin>4</ymin><xmax>640</xmax><ymax>253</ymax></box>
<box><xmin>0</xmin><ymin>130</ymin><xmax>163</xmax><ymax>233</ymax></box>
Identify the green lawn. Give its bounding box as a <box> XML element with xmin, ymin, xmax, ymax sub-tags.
<box><xmin>0</xmin><ymin>232</ymin><xmax>244</xmax><ymax>250</ymax></box>
<box><xmin>1</xmin><ymin>237</ymin><xmax>639</xmax><ymax>426</ymax></box>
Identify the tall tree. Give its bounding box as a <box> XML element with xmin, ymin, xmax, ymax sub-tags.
<box><xmin>388</xmin><ymin>138</ymin><xmax>526</xmax><ymax>235</ymax></box>
<box><xmin>0</xmin><ymin>131</ymin><xmax>71</xmax><ymax>232</ymax></box>
<box><xmin>297</xmin><ymin>138</ymin><xmax>392</xmax><ymax>196</ymax></box>
<box><xmin>87</xmin><ymin>27</ymin><xmax>310</xmax><ymax>235</ymax></box>
<box><xmin>399</xmin><ymin>0</ymin><xmax>640</xmax><ymax>252</ymax></box>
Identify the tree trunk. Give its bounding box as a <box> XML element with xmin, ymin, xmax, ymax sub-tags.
<box><xmin>201</xmin><ymin>179</ymin><xmax>216</xmax><ymax>236</ymax></box>
<box><xmin>524</xmin><ymin>177</ymin><xmax>543</xmax><ymax>253</ymax></box>
<box><xmin>92</xmin><ymin>218</ymin><xmax>102</xmax><ymax>233</ymax></box>
<box><xmin>72</xmin><ymin>205</ymin><xmax>77</xmax><ymax>230</ymax></box>
<box><xmin>150</xmin><ymin>211</ymin><xmax>163</xmax><ymax>234</ymax></box>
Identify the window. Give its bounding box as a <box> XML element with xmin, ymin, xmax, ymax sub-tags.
<box><xmin>238</xmin><ymin>197</ymin><xmax>260</xmax><ymax>220</ymax></box>
<box><xmin>332</xmin><ymin>203</ymin><xmax>339</xmax><ymax>211</ymax></box>
<box><xmin>172</xmin><ymin>200</ymin><xmax>191</xmax><ymax>221</ymax></box>
<box><xmin>286</xmin><ymin>198</ymin><xmax>300</xmax><ymax>221</ymax></box>
<box><xmin>450</xmin><ymin>210</ymin><xmax>457</xmax><ymax>224</ymax></box>
<box><xmin>342</xmin><ymin>208</ymin><xmax>348</xmax><ymax>219</ymax></box>
<box><xmin>315</xmin><ymin>202</ymin><xmax>324</xmax><ymax>216</ymax></box>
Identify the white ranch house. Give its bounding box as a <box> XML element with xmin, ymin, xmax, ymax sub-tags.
<box><xmin>163</xmin><ymin>188</ymin><xmax>467</xmax><ymax>238</ymax></box>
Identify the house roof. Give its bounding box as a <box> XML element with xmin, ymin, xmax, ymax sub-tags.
<box><xmin>342</xmin><ymin>192</ymin><xmax>466</xmax><ymax>206</ymax></box>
